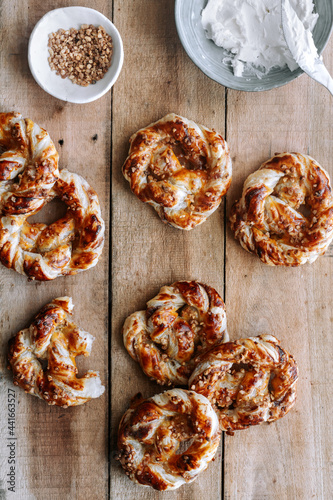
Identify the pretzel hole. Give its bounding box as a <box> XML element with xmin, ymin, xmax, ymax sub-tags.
<box><xmin>269</xmin><ymin>232</ymin><xmax>283</xmax><ymax>241</ymax></box>
<box><xmin>230</xmin><ymin>362</ymin><xmax>250</xmax><ymax>374</ymax></box>
<box><xmin>268</xmin><ymin>372</ymin><xmax>276</xmax><ymax>394</ymax></box>
<box><xmin>170</xmin><ymin>144</ymin><xmax>205</xmax><ymax>171</ymax></box>
<box><xmin>28</xmin><ymin>198</ymin><xmax>68</xmax><ymax>226</ymax></box>
<box><xmin>297</xmin><ymin>204</ymin><xmax>311</xmax><ymax>219</ymax></box>
<box><xmin>11</xmin><ymin>176</ymin><xmax>20</xmax><ymax>185</ymax></box>
<box><xmin>74</xmin><ymin>355</ymin><xmax>88</xmax><ymax>378</ymax></box>
<box><xmin>39</xmin><ymin>358</ymin><xmax>48</xmax><ymax>371</ymax></box>
<box><xmin>175</xmin><ymin>437</ymin><xmax>195</xmax><ymax>455</ymax></box>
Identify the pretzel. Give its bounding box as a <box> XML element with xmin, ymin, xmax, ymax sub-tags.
<box><xmin>122</xmin><ymin>113</ymin><xmax>232</xmax><ymax>230</ymax></box>
<box><xmin>230</xmin><ymin>153</ymin><xmax>333</xmax><ymax>266</ymax></box>
<box><xmin>117</xmin><ymin>389</ymin><xmax>220</xmax><ymax>490</ymax></box>
<box><xmin>123</xmin><ymin>280</ymin><xmax>228</xmax><ymax>386</ymax></box>
<box><xmin>189</xmin><ymin>334</ymin><xmax>298</xmax><ymax>432</ymax></box>
<box><xmin>0</xmin><ymin>168</ymin><xmax>105</xmax><ymax>280</ymax></box>
<box><xmin>7</xmin><ymin>297</ymin><xmax>105</xmax><ymax>407</ymax></box>
<box><xmin>0</xmin><ymin>112</ymin><xmax>59</xmax><ymax>215</ymax></box>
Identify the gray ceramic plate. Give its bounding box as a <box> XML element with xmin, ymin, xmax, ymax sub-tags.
<box><xmin>175</xmin><ymin>0</ymin><xmax>333</xmax><ymax>91</ymax></box>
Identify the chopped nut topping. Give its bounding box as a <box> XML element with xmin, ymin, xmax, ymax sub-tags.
<box><xmin>48</xmin><ymin>25</ymin><xmax>113</xmax><ymax>87</ymax></box>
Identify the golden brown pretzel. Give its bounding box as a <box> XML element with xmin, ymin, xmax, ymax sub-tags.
<box><xmin>189</xmin><ymin>334</ymin><xmax>298</xmax><ymax>432</ymax></box>
<box><xmin>0</xmin><ymin>112</ymin><xmax>59</xmax><ymax>215</ymax></box>
<box><xmin>117</xmin><ymin>389</ymin><xmax>220</xmax><ymax>490</ymax></box>
<box><xmin>122</xmin><ymin>113</ymin><xmax>232</xmax><ymax>230</ymax></box>
<box><xmin>230</xmin><ymin>153</ymin><xmax>333</xmax><ymax>265</ymax></box>
<box><xmin>123</xmin><ymin>280</ymin><xmax>228</xmax><ymax>386</ymax></box>
<box><xmin>7</xmin><ymin>297</ymin><xmax>105</xmax><ymax>407</ymax></box>
<box><xmin>0</xmin><ymin>168</ymin><xmax>105</xmax><ymax>280</ymax></box>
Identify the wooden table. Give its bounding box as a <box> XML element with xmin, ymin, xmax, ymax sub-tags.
<box><xmin>0</xmin><ymin>1</ymin><xmax>332</xmax><ymax>499</ymax></box>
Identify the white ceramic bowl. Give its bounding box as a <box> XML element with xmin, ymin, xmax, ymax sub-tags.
<box><xmin>28</xmin><ymin>6</ymin><xmax>124</xmax><ymax>103</ymax></box>
<box><xmin>175</xmin><ymin>0</ymin><xmax>333</xmax><ymax>92</ymax></box>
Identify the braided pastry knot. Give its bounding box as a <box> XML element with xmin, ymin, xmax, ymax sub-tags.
<box><xmin>122</xmin><ymin>113</ymin><xmax>232</xmax><ymax>230</ymax></box>
<box><xmin>123</xmin><ymin>281</ymin><xmax>228</xmax><ymax>386</ymax></box>
<box><xmin>230</xmin><ymin>153</ymin><xmax>333</xmax><ymax>266</ymax></box>
<box><xmin>117</xmin><ymin>389</ymin><xmax>220</xmax><ymax>491</ymax></box>
<box><xmin>0</xmin><ymin>112</ymin><xmax>59</xmax><ymax>214</ymax></box>
<box><xmin>7</xmin><ymin>297</ymin><xmax>105</xmax><ymax>407</ymax></box>
<box><xmin>0</xmin><ymin>112</ymin><xmax>104</xmax><ymax>280</ymax></box>
<box><xmin>189</xmin><ymin>334</ymin><xmax>298</xmax><ymax>432</ymax></box>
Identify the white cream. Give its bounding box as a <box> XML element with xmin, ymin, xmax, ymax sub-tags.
<box><xmin>201</xmin><ymin>0</ymin><xmax>318</xmax><ymax>77</ymax></box>
<box><xmin>282</xmin><ymin>0</ymin><xmax>319</xmax><ymax>73</ymax></box>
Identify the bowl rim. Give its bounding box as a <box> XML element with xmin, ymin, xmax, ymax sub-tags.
<box><xmin>28</xmin><ymin>6</ymin><xmax>124</xmax><ymax>103</ymax></box>
<box><xmin>174</xmin><ymin>0</ymin><xmax>333</xmax><ymax>92</ymax></box>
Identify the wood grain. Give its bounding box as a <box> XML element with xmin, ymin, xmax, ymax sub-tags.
<box><xmin>111</xmin><ymin>1</ymin><xmax>226</xmax><ymax>499</ymax></box>
<box><xmin>224</xmin><ymin>39</ymin><xmax>333</xmax><ymax>500</ymax></box>
<box><xmin>0</xmin><ymin>1</ymin><xmax>111</xmax><ymax>499</ymax></box>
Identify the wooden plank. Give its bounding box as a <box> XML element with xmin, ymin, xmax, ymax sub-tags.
<box><xmin>224</xmin><ymin>40</ymin><xmax>333</xmax><ymax>500</ymax></box>
<box><xmin>0</xmin><ymin>1</ymin><xmax>331</xmax><ymax>499</ymax></box>
<box><xmin>0</xmin><ymin>1</ymin><xmax>111</xmax><ymax>498</ymax></box>
<box><xmin>111</xmin><ymin>1</ymin><xmax>227</xmax><ymax>498</ymax></box>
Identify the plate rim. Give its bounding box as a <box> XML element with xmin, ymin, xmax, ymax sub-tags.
<box><xmin>28</xmin><ymin>6</ymin><xmax>124</xmax><ymax>103</ymax></box>
<box><xmin>174</xmin><ymin>0</ymin><xmax>333</xmax><ymax>92</ymax></box>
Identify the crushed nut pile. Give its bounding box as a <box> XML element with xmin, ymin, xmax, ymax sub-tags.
<box><xmin>48</xmin><ymin>24</ymin><xmax>113</xmax><ymax>86</ymax></box>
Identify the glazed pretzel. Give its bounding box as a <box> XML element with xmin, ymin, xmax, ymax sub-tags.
<box><xmin>123</xmin><ymin>280</ymin><xmax>228</xmax><ymax>386</ymax></box>
<box><xmin>0</xmin><ymin>112</ymin><xmax>59</xmax><ymax>214</ymax></box>
<box><xmin>117</xmin><ymin>389</ymin><xmax>220</xmax><ymax>490</ymax></box>
<box><xmin>230</xmin><ymin>153</ymin><xmax>333</xmax><ymax>266</ymax></box>
<box><xmin>0</xmin><ymin>168</ymin><xmax>105</xmax><ymax>280</ymax></box>
<box><xmin>8</xmin><ymin>297</ymin><xmax>105</xmax><ymax>407</ymax></box>
<box><xmin>122</xmin><ymin>113</ymin><xmax>232</xmax><ymax>230</ymax></box>
<box><xmin>189</xmin><ymin>334</ymin><xmax>298</xmax><ymax>432</ymax></box>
